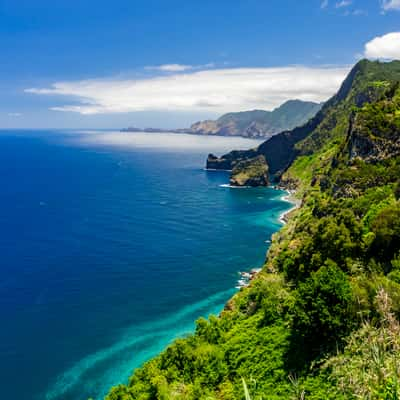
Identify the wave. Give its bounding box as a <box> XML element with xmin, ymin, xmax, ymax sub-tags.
<box><xmin>203</xmin><ymin>168</ymin><xmax>232</xmax><ymax>172</ymax></box>
<box><xmin>219</xmin><ymin>184</ymin><xmax>251</xmax><ymax>189</ymax></box>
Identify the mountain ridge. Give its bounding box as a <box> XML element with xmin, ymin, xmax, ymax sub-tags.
<box><xmin>207</xmin><ymin>59</ymin><xmax>400</xmax><ymax>180</ymax></box>
<box><xmin>190</xmin><ymin>99</ymin><xmax>322</xmax><ymax>139</ymax></box>
<box><xmin>121</xmin><ymin>100</ymin><xmax>321</xmax><ymax>139</ymax></box>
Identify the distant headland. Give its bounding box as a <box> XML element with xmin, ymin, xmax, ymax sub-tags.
<box><xmin>121</xmin><ymin>99</ymin><xmax>322</xmax><ymax>139</ymax></box>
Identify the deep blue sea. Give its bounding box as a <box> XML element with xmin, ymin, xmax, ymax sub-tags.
<box><xmin>0</xmin><ymin>130</ymin><xmax>291</xmax><ymax>400</ymax></box>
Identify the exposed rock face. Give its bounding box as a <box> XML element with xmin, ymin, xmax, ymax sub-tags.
<box><xmin>348</xmin><ymin>113</ymin><xmax>400</xmax><ymax>163</ymax></box>
<box><xmin>191</xmin><ymin>100</ymin><xmax>322</xmax><ymax>138</ymax></box>
<box><xmin>206</xmin><ymin>113</ymin><xmax>323</xmax><ymax>177</ymax></box>
<box><xmin>349</xmin><ymin>130</ymin><xmax>385</xmax><ymax>161</ymax></box>
<box><xmin>229</xmin><ymin>155</ymin><xmax>269</xmax><ymax>187</ymax></box>
<box><xmin>244</xmin><ymin>121</ymin><xmax>268</xmax><ymax>138</ymax></box>
<box><xmin>205</xmin><ymin>60</ymin><xmax>400</xmax><ymax>187</ymax></box>
<box><xmin>206</xmin><ymin>149</ymin><xmax>258</xmax><ymax>170</ymax></box>
<box><xmin>190</xmin><ymin>120</ymin><xmax>220</xmax><ymax>135</ymax></box>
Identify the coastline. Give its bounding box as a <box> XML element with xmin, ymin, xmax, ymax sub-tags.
<box><xmin>278</xmin><ymin>189</ymin><xmax>300</xmax><ymax>225</ymax></box>
<box><xmin>204</xmin><ymin>168</ymin><xmax>233</xmax><ymax>172</ymax></box>
<box><xmin>219</xmin><ymin>183</ymin><xmax>251</xmax><ymax>189</ymax></box>
<box><xmin>121</xmin><ymin>129</ymin><xmax>264</xmax><ymax>141</ymax></box>
<box><xmin>235</xmin><ymin>186</ymin><xmax>298</xmax><ymax>289</ymax></box>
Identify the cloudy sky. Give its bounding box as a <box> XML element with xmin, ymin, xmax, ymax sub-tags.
<box><xmin>1</xmin><ymin>0</ymin><xmax>400</xmax><ymax>129</ymax></box>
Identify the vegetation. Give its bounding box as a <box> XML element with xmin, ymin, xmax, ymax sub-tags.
<box><xmin>104</xmin><ymin>60</ymin><xmax>400</xmax><ymax>399</ymax></box>
<box><xmin>229</xmin><ymin>155</ymin><xmax>269</xmax><ymax>187</ymax></box>
<box><xmin>190</xmin><ymin>100</ymin><xmax>322</xmax><ymax>139</ymax></box>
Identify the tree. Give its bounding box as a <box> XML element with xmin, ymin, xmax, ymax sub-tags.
<box><xmin>370</xmin><ymin>203</ymin><xmax>400</xmax><ymax>262</ymax></box>
<box><xmin>291</xmin><ymin>262</ymin><xmax>354</xmax><ymax>353</ymax></box>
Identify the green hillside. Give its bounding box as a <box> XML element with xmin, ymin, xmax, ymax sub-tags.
<box><xmin>190</xmin><ymin>100</ymin><xmax>322</xmax><ymax>138</ymax></box>
<box><xmin>105</xmin><ymin>60</ymin><xmax>400</xmax><ymax>400</ymax></box>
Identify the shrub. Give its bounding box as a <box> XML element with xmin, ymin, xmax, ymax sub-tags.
<box><xmin>370</xmin><ymin>203</ymin><xmax>400</xmax><ymax>262</ymax></box>
<box><xmin>291</xmin><ymin>262</ymin><xmax>355</xmax><ymax>352</ymax></box>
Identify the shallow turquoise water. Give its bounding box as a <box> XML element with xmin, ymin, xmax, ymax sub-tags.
<box><xmin>0</xmin><ymin>130</ymin><xmax>291</xmax><ymax>400</ymax></box>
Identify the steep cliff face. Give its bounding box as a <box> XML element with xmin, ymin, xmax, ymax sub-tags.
<box><xmin>204</xmin><ymin>106</ymin><xmax>324</xmax><ymax>176</ymax></box>
<box><xmin>208</xmin><ymin>60</ymin><xmax>400</xmax><ymax>185</ymax></box>
<box><xmin>229</xmin><ymin>155</ymin><xmax>269</xmax><ymax>187</ymax></box>
<box><xmin>106</xmin><ymin>59</ymin><xmax>400</xmax><ymax>400</ymax></box>
<box><xmin>206</xmin><ymin>149</ymin><xmax>258</xmax><ymax>170</ymax></box>
<box><xmin>348</xmin><ymin>121</ymin><xmax>400</xmax><ymax>162</ymax></box>
<box><xmin>190</xmin><ymin>120</ymin><xmax>221</xmax><ymax>135</ymax></box>
<box><xmin>346</xmin><ymin>89</ymin><xmax>400</xmax><ymax>163</ymax></box>
<box><xmin>191</xmin><ymin>100</ymin><xmax>321</xmax><ymax>138</ymax></box>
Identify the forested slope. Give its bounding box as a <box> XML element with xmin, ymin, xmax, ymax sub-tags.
<box><xmin>105</xmin><ymin>60</ymin><xmax>400</xmax><ymax>400</ymax></box>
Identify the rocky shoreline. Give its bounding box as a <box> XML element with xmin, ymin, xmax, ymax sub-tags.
<box><xmin>278</xmin><ymin>190</ymin><xmax>300</xmax><ymax>224</ymax></box>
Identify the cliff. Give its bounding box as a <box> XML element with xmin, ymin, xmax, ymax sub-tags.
<box><xmin>229</xmin><ymin>155</ymin><xmax>269</xmax><ymax>187</ymax></box>
<box><xmin>121</xmin><ymin>100</ymin><xmax>321</xmax><ymax>139</ymax></box>
<box><xmin>191</xmin><ymin>100</ymin><xmax>322</xmax><ymax>138</ymax></box>
<box><xmin>209</xmin><ymin>60</ymin><xmax>400</xmax><ymax>182</ymax></box>
<box><xmin>106</xmin><ymin>60</ymin><xmax>400</xmax><ymax>400</ymax></box>
<box><xmin>347</xmin><ymin>87</ymin><xmax>400</xmax><ymax>163</ymax></box>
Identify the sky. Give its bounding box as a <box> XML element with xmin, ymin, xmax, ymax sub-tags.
<box><xmin>0</xmin><ymin>0</ymin><xmax>399</xmax><ymax>129</ymax></box>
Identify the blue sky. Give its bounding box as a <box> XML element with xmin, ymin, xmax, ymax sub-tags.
<box><xmin>1</xmin><ymin>0</ymin><xmax>399</xmax><ymax>129</ymax></box>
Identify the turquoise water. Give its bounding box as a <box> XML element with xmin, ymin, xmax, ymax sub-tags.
<box><xmin>0</xmin><ymin>130</ymin><xmax>291</xmax><ymax>400</ymax></box>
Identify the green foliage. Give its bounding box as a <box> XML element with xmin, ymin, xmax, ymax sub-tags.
<box><xmin>395</xmin><ymin>181</ymin><xmax>400</xmax><ymax>200</ymax></box>
<box><xmin>326</xmin><ymin>289</ymin><xmax>400</xmax><ymax>400</ymax></box>
<box><xmin>291</xmin><ymin>263</ymin><xmax>354</xmax><ymax>352</ymax></box>
<box><xmin>241</xmin><ymin>378</ymin><xmax>251</xmax><ymax>400</ymax></box>
<box><xmin>259</xmin><ymin>275</ymin><xmax>292</xmax><ymax>325</ymax></box>
<box><xmin>104</xmin><ymin>60</ymin><xmax>400</xmax><ymax>400</ymax></box>
<box><xmin>356</xmin><ymin>85</ymin><xmax>400</xmax><ymax>140</ymax></box>
<box><xmin>369</xmin><ymin>202</ymin><xmax>400</xmax><ymax>262</ymax></box>
<box><xmin>105</xmin><ymin>280</ymin><xmax>294</xmax><ymax>400</ymax></box>
<box><xmin>275</xmin><ymin>196</ymin><xmax>363</xmax><ymax>282</ymax></box>
<box><xmin>215</xmin><ymin>100</ymin><xmax>322</xmax><ymax>137</ymax></box>
<box><xmin>230</xmin><ymin>155</ymin><xmax>269</xmax><ymax>187</ymax></box>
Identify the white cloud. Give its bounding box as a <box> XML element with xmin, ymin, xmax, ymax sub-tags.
<box><xmin>336</xmin><ymin>0</ymin><xmax>352</xmax><ymax>7</ymax></box>
<box><xmin>364</xmin><ymin>32</ymin><xmax>400</xmax><ymax>60</ymax></box>
<box><xmin>25</xmin><ymin>66</ymin><xmax>350</xmax><ymax>115</ymax></box>
<box><xmin>352</xmin><ymin>9</ymin><xmax>368</xmax><ymax>15</ymax></box>
<box><xmin>381</xmin><ymin>0</ymin><xmax>400</xmax><ymax>11</ymax></box>
<box><xmin>8</xmin><ymin>112</ymin><xmax>22</xmax><ymax>117</ymax></box>
<box><xmin>145</xmin><ymin>63</ymin><xmax>216</xmax><ymax>72</ymax></box>
<box><xmin>343</xmin><ymin>8</ymin><xmax>367</xmax><ymax>16</ymax></box>
<box><xmin>321</xmin><ymin>0</ymin><xmax>329</xmax><ymax>9</ymax></box>
<box><xmin>144</xmin><ymin>64</ymin><xmax>194</xmax><ymax>72</ymax></box>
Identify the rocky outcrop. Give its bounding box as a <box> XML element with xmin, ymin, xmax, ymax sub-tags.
<box><xmin>206</xmin><ymin>149</ymin><xmax>258</xmax><ymax>170</ymax></box>
<box><xmin>190</xmin><ymin>120</ymin><xmax>221</xmax><ymax>135</ymax></box>
<box><xmin>349</xmin><ymin>130</ymin><xmax>388</xmax><ymax>161</ymax></box>
<box><xmin>206</xmin><ymin>60</ymin><xmax>400</xmax><ymax>187</ymax></box>
<box><xmin>348</xmin><ymin>126</ymin><xmax>400</xmax><ymax>163</ymax></box>
<box><xmin>244</xmin><ymin>121</ymin><xmax>270</xmax><ymax>138</ymax></box>
<box><xmin>206</xmin><ymin>112</ymin><xmax>323</xmax><ymax>177</ymax></box>
<box><xmin>229</xmin><ymin>155</ymin><xmax>269</xmax><ymax>187</ymax></box>
<box><xmin>347</xmin><ymin>112</ymin><xmax>400</xmax><ymax>163</ymax></box>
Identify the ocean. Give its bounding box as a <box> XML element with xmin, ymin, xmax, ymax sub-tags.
<box><xmin>0</xmin><ymin>130</ymin><xmax>291</xmax><ymax>400</ymax></box>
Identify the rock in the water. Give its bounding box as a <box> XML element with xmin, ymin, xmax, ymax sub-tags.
<box><xmin>229</xmin><ymin>155</ymin><xmax>269</xmax><ymax>187</ymax></box>
<box><xmin>206</xmin><ymin>150</ymin><xmax>258</xmax><ymax>170</ymax></box>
